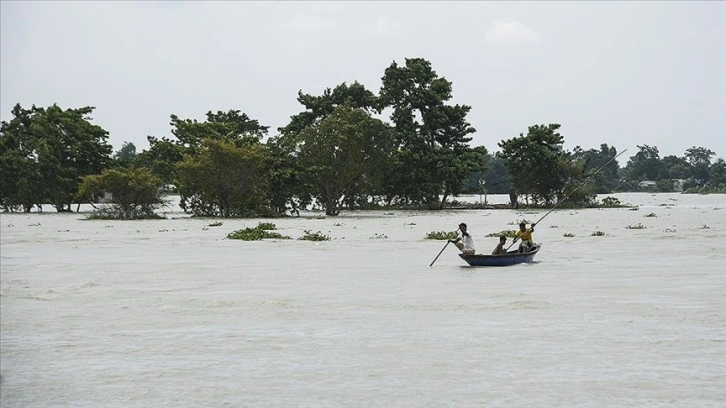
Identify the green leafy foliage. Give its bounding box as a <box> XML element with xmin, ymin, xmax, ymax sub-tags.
<box><xmin>299</xmin><ymin>230</ymin><xmax>330</xmax><ymax>241</ymax></box>
<box><xmin>486</xmin><ymin>230</ymin><xmax>517</xmax><ymax>238</ymax></box>
<box><xmin>626</xmin><ymin>223</ymin><xmax>646</xmax><ymax>229</ymax></box>
<box><xmin>591</xmin><ymin>231</ymin><xmax>606</xmax><ymax>236</ymax></box>
<box><xmin>424</xmin><ymin>231</ymin><xmax>458</xmax><ymax>240</ymax></box>
<box><xmin>0</xmin><ymin>104</ymin><xmax>112</xmax><ymax>212</ymax></box>
<box><xmin>78</xmin><ymin>167</ymin><xmax>165</xmax><ymax>219</ymax></box>
<box><xmin>227</xmin><ymin>222</ymin><xmax>291</xmax><ymax>240</ymax></box>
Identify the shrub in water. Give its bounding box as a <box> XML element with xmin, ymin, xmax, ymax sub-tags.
<box><xmin>425</xmin><ymin>231</ymin><xmax>458</xmax><ymax>240</ymax></box>
<box><xmin>299</xmin><ymin>230</ymin><xmax>330</xmax><ymax>241</ymax></box>
<box><xmin>591</xmin><ymin>231</ymin><xmax>605</xmax><ymax>236</ymax></box>
<box><xmin>626</xmin><ymin>223</ymin><xmax>646</xmax><ymax>229</ymax></box>
<box><xmin>563</xmin><ymin>233</ymin><xmax>575</xmax><ymax>237</ymax></box>
<box><xmin>486</xmin><ymin>229</ymin><xmax>517</xmax><ymax>238</ymax></box>
<box><xmin>227</xmin><ymin>225</ymin><xmax>290</xmax><ymax>240</ymax></box>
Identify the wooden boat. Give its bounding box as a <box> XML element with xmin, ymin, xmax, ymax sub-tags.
<box><xmin>459</xmin><ymin>244</ymin><xmax>541</xmax><ymax>266</ymax></box>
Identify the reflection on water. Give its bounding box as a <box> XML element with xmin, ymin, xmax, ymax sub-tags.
<box><xmin>1</xmin><ymin>193</ymin><xmax>725</xmax><ymax>406</ymax></box>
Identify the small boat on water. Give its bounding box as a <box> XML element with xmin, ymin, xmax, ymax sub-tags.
<box><xmin>459</xmin><ymin>244</ymin><xmax>541</xmax><ymax>267</ymax></box>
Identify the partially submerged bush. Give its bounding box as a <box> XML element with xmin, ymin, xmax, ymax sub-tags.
<box><xmin>591</xmin><ymin>231</ymin><xmax>606</xmax><ymax>236</ymax></box>
<box><xmin>563</xmin><ymin>233</ymin><xmax>575</xmax><ymax>237</ymax></box>
<box><xmin>644</xmin><ymin>213</ymin><xmax>657</xmax><ymax>218</ymax></box>
<box><xmin>626</xmin><ymin>223</ymin><xmax>646</xmax><ymax>230</ymax></box>
<box><xmin>486</xmin><ymin>229</ymin><xmax>517</xmax><ymax>238</ymax></box>
<box><xmin>425</xmin><ymin>231</ymin><xmax>457</xmax><ymax>240</ymax></box>
<box><xmin>299</xmin><ymin>230</ymin><xmax>330</xmax><ymax>241</ymax></box>
<box><xmin>227</xmin><ymin>223</ymin><xmax>291</xmax><ymax>240</ymax></box>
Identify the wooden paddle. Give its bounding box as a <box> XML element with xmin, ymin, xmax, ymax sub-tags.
<box><xmin>429</xmin><ymin>240</ymin><xmax>450</xmax><ymax>267</ymax></box>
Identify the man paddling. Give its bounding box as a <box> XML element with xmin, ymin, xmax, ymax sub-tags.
<box><xmin>514</xmin><ymin>222</ymin><xmax>535</xmax><ymax>253</ymax></box>
<box><xmin>449</xmin><ymin>223</ymin><xmax>476</xmax><ymax>255</ymax></box>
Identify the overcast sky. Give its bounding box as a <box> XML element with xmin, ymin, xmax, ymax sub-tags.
<box><xmin>2</xmin><ymin>1</ymin><xmax>725</xmax><ymax>163</ymax></box>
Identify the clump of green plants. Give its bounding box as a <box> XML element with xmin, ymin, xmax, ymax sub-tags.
<box><xmin>563</xmin><ymin>233</ymin><xmax>575</xmax><ymax>238</ymax></box>
<box><xmin>227</xmin><ymin>222</ymin><xmax>291</xmax><ymax>241</ymax></box>
<box><xmin>626</xmin><ymin>223</ymin><xmax>646</xmax><ymax>229</ymax></box>
<box><xmin>370</xmin><ymin>233</ymin><xmax>388</xmax><ymax>239</ymax></box>
<box><xmin>299</xmin><ymin>230</ymin><xmax>330</xmax><ymax>241</ymax></box>
<box><xmin>591</xmin><ymin>231</ymin><xmax>606</xmax><ymax>236</ymax></box>
<box><xmin>405</xmin><ymin>222</ymin><xmax>416</xmax><ymax>226</ymax></box>
<box><xmin>601</xmin><ymin>196</ymin><xmax>622</xmax><ymax>207</ymax></box>
<box><xmin>333</xmin><ymin>223</ymin><xmax>343</xmax><ymax>227</ymax></box>
<box><xmin>644</xmin><ymin>213</ymin><xmax>657</xmax><ymax>218</ymax></box>
<box><xmin>425</xmin><ymin>231</ymin><xmax>458</xmax><ymax>240</ymax></box>
<box><xmin>664</xmin><ymin>228</ymin><xmax>677</xmax><ymax>233</ymax></box>
<box><xmin>486</xmin><ymin>229</ymin><xmax>517</xmax><ymax>238</ymax></box>
<box><xmin>699</xmin><ymin>225</ymin><xmax>710</xmax><ymax>229</ymax></box>
<box><xmin>207</xmin><ymin>221</ymin><xmax>223</xmax><ymax>227</ymax></box>
<box><xmin>256</xmin><ymin>222</ymin><xmax>277</xmax><ymax>230</ymax></box>
<box><xmin>629</xmin><ymin>206</ymin><xmax>640</xmax><ymax>211</ymax></box>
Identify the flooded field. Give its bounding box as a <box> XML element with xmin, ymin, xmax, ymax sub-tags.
<box><xmin>1</xmin><ymin>193</ymin><xmax>725</xmax><ymax>407</ymax></box>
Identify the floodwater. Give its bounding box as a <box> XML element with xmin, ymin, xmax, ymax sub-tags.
<box><xmin>1</xmin><ymin>193</ymin><xmax>724</xmax><ymax>407</ymax></box>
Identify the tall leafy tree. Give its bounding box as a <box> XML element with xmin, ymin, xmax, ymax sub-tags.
<box><xmin>175</xmin><ymin>139</ymin><xmax>268</xmax><ymax>217</ymax></box>
<box><xmin>571</xmin><ymin>143</ymin><xmax>620</xmax><ymax>193</ymax></box>
<box><xmin>498</xmin><ymin>123</ymin><xmax>568</xmax><ymax>206</ymax></box>
<box><xmin>378</xmin><ymin>57</ymin><xmax>486</xmax><ymax>207</ymax></box>
<box><xmin>289</xmin><ymin>105</ymin><xmax>393</xmax><ymax>216</ymax></box>
<box><xmin>113</xmin><ymin>142</ymin><xmax>138</xmax><ymax>168</ymax></box>
<box><xmin>280</xmin><ymin>81</ymin><xmax>379</xmax><ymax>135</ymax></box>
<box><xmin>624</xmin><ymin>145</ymin><xmax>662</xmax><ymax>181</ymax></box>
<box><xmin>0</xmin><ymin>103</ymin><xmax>112</xmax><ymax>212</ymax></box>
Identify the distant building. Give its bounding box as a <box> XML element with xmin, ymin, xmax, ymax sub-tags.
<box><xmin>638</xmin><ymin>180</ymin><xmax>656</xmax><ymax>189</ymax></box>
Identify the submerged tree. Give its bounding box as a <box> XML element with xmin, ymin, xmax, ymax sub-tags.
<box><xmin>0</xmin><ymin>103</ymin><xmax>112</xmax><ymax>212</ymax></box>
<box><xmin>78</xmin><ymin>167</ymin><xmax>165</xmax><ymax>219</ymax></box>
<box><xmin>289</xmin><ymin>104</ymin><xmax>393</xmax><ymax>216</ymax></box>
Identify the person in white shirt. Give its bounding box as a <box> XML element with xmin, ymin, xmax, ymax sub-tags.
<box><xmin>449</xmin><ymin>223</ymin><xmax>476</xmax><ymax>255</ymax></box>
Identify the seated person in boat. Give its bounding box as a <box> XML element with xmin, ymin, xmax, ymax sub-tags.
<box><xmin>449</xmin><ymin>222</ymin><xmax>476</xmax><ymax>255</ymax></box>
<box><xmin>515</xmin><ymin>222</ymin><xmax>535</xmax><ymax>253</ymax></box>
<box><xmin>491</xmin><ymin>235</ymin><xmax>508</xmax><ymax>255</ymax></box>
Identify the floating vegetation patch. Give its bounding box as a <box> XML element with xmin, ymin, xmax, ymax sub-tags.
<box><xmin>550</xmin><ymin>225</ymin><xmax>559</xmax><ymax>228</ymax></box>
<box><xmin>486</xmin><ymin>229</ymin><xmax>517</xmax><ymax>238</ymax></box>
<box><xmin>333</xmin><ymin>223</ymin><xmax>343</xmax><ymax>227</ymax></box>
<box><xmin>629</xmin><ymin>206</ymin><xmax>640</xmax><ymax>211</ymax></box>
<box><xmin>626</xmin><ymin>223</ymin><xmax>646</xmax><ymax>230</ymax></box>
<box><xmin>644</xmin><ymin>213</ymin><xmax>657</xmax><ymax>218</ymax></box>
<box><xmin>227</xmin><ymin>223</ymin><xmax>291</xmax><ymax>241</ymax></box>
<box><xmin>299</xmin><ymin>230</ymin><xmax>330</xmax><ymax>241</ymax></box>
<box><xmin>370</xmin><ymin>233</ymin><xmax>388</xmax><ymax>239</ymax></box>
<box><xmin>591</xmin><ymin>231</ymin><xmax>606</xmax><ymax>236</ymax></box>
<box><xmin>664</xmin><ymin>228</ymin><xmax>677</xmax><ymax>233</ymax></box>
<box><xmin>699</xmin><ymin>225</ymin><xmax>710</xmax><ymax>229</ymax></box>
<box><xmin>563</xmin><ymin>233</ymin><xmax>575</xmax><ymax>237</ymax></box>
<box><xmin>207</xmin><ymin>221</ymin><xmax>223</xmax><ymax>227</ymax></box>
<box><xmin>425</xmin><ymin>231</ymin><xmax>458</xmax><ymax>240</ymax></box>
<box><xmin>405</xmin><ymin>222</ymin><xmax>416</xmax><ymax>226</ymax></box>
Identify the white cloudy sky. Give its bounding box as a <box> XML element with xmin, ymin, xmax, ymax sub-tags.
<box><xmin>2</xmin><ymin>1</ymin><xmax>725</xmax><ymax>162</ymax></box>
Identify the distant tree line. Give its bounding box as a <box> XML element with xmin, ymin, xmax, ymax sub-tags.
<box><xmin>1</xmin><ymin>57</ymin><xmax>723</xmax><ymax>217</ymax></box>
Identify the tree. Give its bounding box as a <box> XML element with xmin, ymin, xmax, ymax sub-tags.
<box><xmin>571</xmin><ymin>144</ymin><xmax>620</xmax><ymax>193</ymax></box>
<box><xmin>78</xmin><ymin>167</ymin><xmax>165</xmax><ymax>219</ymax></box>
<box><xmin>113</xmin><ymin>142</ymin><xmax>138</xmax><ymax>168</ymax></box>
<box><xmin>175</xmin><ymin>138</ymin><xmax>268</xmax><ymax>217</ymax></box>
<box><xmin>290</xmin><ymin>104</ymin><xmax>393</xmax><ymax>216</ymax></box>
<box><xmin>498</xmin><ymin>124</ymin><xmax>568</xmax><ymax>206</ymax></box>
<box><xmin>660</xmin><ymin>155</ymin><xmax>691</xmax><ymax>180</ymax></box>
<box><xmin>0</xmin><ymin>104</ymin><xmax>112</xmax><ymax>212</ymax></box>
<box><xmin>684</xmin><ymin>146</ymin><xmax>715</xmax><ymax>166</ymax></box>
<box><xmin>378</xmin><ymin>57</ymin><xmax>486</xmax><ymax>207</ymax></box>
<box><xmin>624</xmin><ymin>145</ymin><xmax>662</xmax><ymax>182</ymax></box>
<box><xmin>280</xmin><ymin>81</ymin><xmax>378</xmax><ymax>135</ymax></box>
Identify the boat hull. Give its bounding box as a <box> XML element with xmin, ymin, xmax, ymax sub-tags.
<box><xmin>459</xmin><ymin>244</ymin><xmax>541</xmax><ymax>266</ymax></box>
